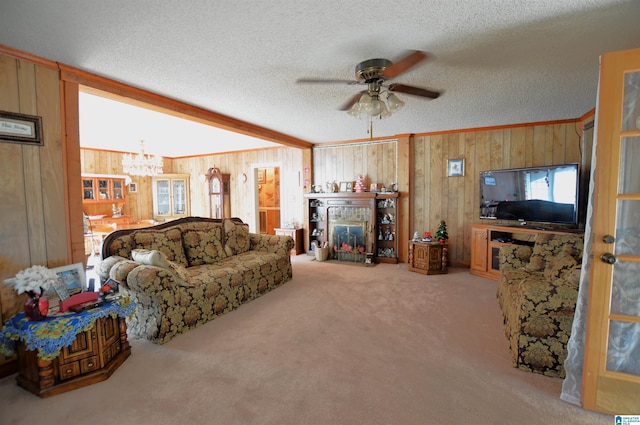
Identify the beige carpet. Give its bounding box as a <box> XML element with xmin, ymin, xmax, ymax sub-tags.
<box><xmin>0</xmin><ymin>256</ymin><xmax>611</xmax><ymax>424</ymax></box>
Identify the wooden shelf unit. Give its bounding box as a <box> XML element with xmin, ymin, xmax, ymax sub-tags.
<box><xmin>15</xmin><ymin>315</ymin><xmax>130</xmax><ymax>398</ymax></box>
<box><xmin>304</xmin><ymin>192</ymin><xmax>399</xmax><ymax>263</ymax></box>
<box><xmin>375</xmin><ymin>192</ymin><xmax>399</xmax><ymax>264</ymax></box>
<box><xmin>470</xmin><ymin>223</ymin><xmax>582</xmax><ymax>280</ymax></box>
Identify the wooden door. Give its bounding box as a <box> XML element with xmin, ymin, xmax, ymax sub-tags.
<box><xmin>582</xmin><ymin>47</ymin><xmax>640</xmax><ymax>414</ymax></box>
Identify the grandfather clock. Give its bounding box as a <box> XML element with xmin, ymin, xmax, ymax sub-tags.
<box><xmin>204</xmin><ymin>166</ymin><xmax>230</xmax><ymax>219</ymax></box>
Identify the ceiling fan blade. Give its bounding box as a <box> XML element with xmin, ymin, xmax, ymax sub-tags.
<box><xmin>338</xmin><ymin>92</ymin><xmax>365</xmax><ymax>111</ymax></box>
<box><xmin>297</xmin><ymin>78</ymin><xmax>358</xmax><ymax>85</ymax></box>
<box><xmin>382</xmin><ymin>51</ymin><xmax>428</xmax><ymax>79</ymax></box>
<box><xmin>388</xmin><ymin>83</ymin><xmax>440</xmax><ymax>99</ymax></box>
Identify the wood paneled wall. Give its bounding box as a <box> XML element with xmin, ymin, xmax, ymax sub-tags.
<box><xmin>172</xmin><ymin>147</ymin><xmax>304</xmax><ymax>232</ymax></box>
<box><xmin>0</xmin><ymin>53</ymin><xmax>67</xmax><ymax>325</ymax></box>
<box><xmin>79</xmin><ymin>148</ymin><xmax>175</xmax><ymax>221</ymax></box>
<box><xmin>312</xmin><ymin>140</ymin><xmax>398</xmax><ymax>191</ymax></box>
<box><xmin>412</xmin><ymin>122</ymin><xmax>582</xmax><ymax>266</ymax></box>
<box><xmin>311</xmin><ymin>122</ymin><xmax>584</xmax><ymax>266</ymax></box>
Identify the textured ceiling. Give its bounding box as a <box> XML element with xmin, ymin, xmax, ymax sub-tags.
<box><xmin>1</xmin><ymin>1</ymin><xmax>639</xmax><ymax>157</ymax></box>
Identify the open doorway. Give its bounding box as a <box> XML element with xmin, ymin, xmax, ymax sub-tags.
<box><xmin>256</xmin><ymin>166</ymin><xmax>280</xmax><ymax>234</ymax></box>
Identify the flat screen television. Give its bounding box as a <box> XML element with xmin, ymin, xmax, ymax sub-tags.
<box><xmin>479</xmin><ymin>163</ymin><xmax>580</xmax><ymax>227</ymax></box>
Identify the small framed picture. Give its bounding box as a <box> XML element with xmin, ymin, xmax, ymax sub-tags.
<box><xmin>448</xmin><ymin>159</ymin><xmax>465</xmax><ymax>177</ymax></box>
<box><xmin>0</xmin><ymin>110</ymin><xmax>43</xmax><ymax>146</ymax></box>
<box><xmin>129</xmin><ymin>182</ymin><xmax>137</xmax><ymax>192</ymax></box>
<box><xmin>339</xmin><ymin>181</ymin><xmax>353</xmax><ymax>192</ymax></box>
<box><xmin>50</xmin><ymin>263</ymin><xmax>86</xmax><ymax>295</ymax></box>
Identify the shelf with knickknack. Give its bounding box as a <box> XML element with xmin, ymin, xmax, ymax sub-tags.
<box><xmin>375</xmin><ymin>192</ymin><xmax>399</xmax><ymax>264</ymax></box>
<box><xmin>307</xmin><ymin>198</ymin><xmax>327</xmax><ymax>255</ymax></box>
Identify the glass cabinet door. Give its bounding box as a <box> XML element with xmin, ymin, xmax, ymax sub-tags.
<box><xmin>98</xmin><ymin>179</ymin><xmax>110</xmax><ymax>200</ymax></box>
<box><xmin>112</xmin><ymin>180</ymin><xmax>124</xmax><ymax>201</ymax></box>
<box><xmin>152</xmin><ymin>174</ymin><xmax>190</xmax><ymax>220</ymax></box>
<box><xmin>82</xmin><ymin>178</ymin><xmax>95</xmax><ymax>201</ymax></box>
<box><xmin>155</xmin><ymin>180</ymin><xmax>171</xmax><ymax>216</ymax></box>
<box><xmin>172</xmin><ymin>180</ymin><xmax>186</xmax><ymax>215</ymax></box>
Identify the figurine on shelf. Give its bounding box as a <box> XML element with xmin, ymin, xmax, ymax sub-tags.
<box><xmin>413</xmin><ymin>231</ymin><xmax>420</xmax><ymax>241</ymax></box>
<box><xmin>354</xmin><ymin>174</ymin><xmax>366</xmax><ymax>193</ymax></box>
<box><xmin>423</xmin><ymin>231</ymin><xmax>432</xmax><ymax>242</ymax></box>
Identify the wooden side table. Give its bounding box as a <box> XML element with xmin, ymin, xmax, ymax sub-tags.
<box><xmin>274</xmin><ymin>228</ymin><xmax>304</xmax><ymax>255</ymax></box>
<box><xmin>408</xmin><ymin>240</ymin><xmax>448</xmax><ymax>275</ymax></box>
<box><xmin>1</xmin><ymin>300</ymin><xmax>135</xmax><ymax>398</ymax></box>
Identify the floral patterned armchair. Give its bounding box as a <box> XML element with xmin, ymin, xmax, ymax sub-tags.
<box><xmin>497</xmin><ymin>233</ymin><xmax>584</xmax><ymax>378</ymax></box>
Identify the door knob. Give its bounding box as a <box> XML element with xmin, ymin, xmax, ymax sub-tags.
<box><xmin>603</xmin><ymin>234</ymin><xmax>616</xmax><ymax>244</ymax></box>
<box><xmin>601</xmin><ymin>253</ymin><xmax>617</xmax><ymax>265</ymax></box>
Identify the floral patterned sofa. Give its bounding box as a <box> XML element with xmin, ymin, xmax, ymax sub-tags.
<box><xmin>496</xmin><ymin>232</ymin><xmax>584</xmax><ymax>378</ymax></box>
<box><xmin>98</xmin><ymin>217</ymin><xmax>294</xmax><ymax>344</ymax></box>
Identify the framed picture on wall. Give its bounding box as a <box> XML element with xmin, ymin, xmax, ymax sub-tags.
<box><xmin>0</xmin><ymin>111</ymin><xmax>43</xmax><ymax>146</ymax></box>
<box><xmin>129</xmin><ymin>182</ymin><xmax>137</xmax><ymax>192</ymax></box>
<box><xmin>448</xmin><ymin>159</ymin><xmax>465</xmax><ymax>177</ymax></box>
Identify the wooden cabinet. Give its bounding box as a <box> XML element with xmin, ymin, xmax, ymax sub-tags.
<box><xmin>152</xmin><ymin>174</ymin><xmax>190</xmax><ymax>221</ymax></box>
<box><xmin>408</xmin><ymin>241</ymin><xmax>448</xmax><ymax>275</ymax></box>
<box><xmin>15</xmin><ymin>315</ymin><xmax>130</xmax><ymax>398</ymax></box>
<box><xmin>470</xmin><ymin>224</ymin><xmax>582</xmax><ymax>280</ymax></box>
<box><xmin>376</xmin><ymin>193</ymin><xmax>399</xmax><ymax>264</ymax></box>
<box><xmin>81</xmin><ymin>175</ymin><xmax>126</xmax><ymax>204</ymax></box>
<box><xmin>274</xmin><ymin>228</ymin><xmax>304</xmax><ymax>255</ymax></box>
<box><xmin>470</xmin><ymin>226</ymin><xmax>489</xmax><ymax>277</ymax></box>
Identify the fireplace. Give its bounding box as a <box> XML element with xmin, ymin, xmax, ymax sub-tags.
<box><xmin>328</xmin><ymin>205</ymin><xmax>372</xmax><ymax>263</ymax></box>
<box><xmin>330</xmin><ymin>221</ymin><xmax>368</xmax><ymax>262</ymax></box>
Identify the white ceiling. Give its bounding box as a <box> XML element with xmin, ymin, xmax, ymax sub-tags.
<box><xmin>1</xmin><ymin>1</ymin><xmax>639</xmax><ymax>158</ymax></box>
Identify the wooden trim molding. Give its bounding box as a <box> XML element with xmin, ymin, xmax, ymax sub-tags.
<box><xmin>0</xmin><ymin>44</ymin><xmax>58</xmax><ymax>69</ymax></box>
<box><xmin>58</xmin><ymin>64</ymin><xmax>313</xmax><ymax>151</ymax></box>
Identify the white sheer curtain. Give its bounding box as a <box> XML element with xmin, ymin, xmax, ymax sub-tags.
<box><xmin>561</xmin><ymin>67</ymin><xmax>640</xmax><ymax>405</ymax></box>
<box><xmin>560</xmin><ymin>117</ymin><xmax>598</xmax><ymax>405</ymax></box>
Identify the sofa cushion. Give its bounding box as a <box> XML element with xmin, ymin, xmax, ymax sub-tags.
<box><xmin>106</xmin><ymin>234</ymin><xmax>133</xmax><ymax>258</ymax></box>
<box><xmin>131</xmin><ymin>248</ymin><xmax>192</xmax><ymax>287</ymax></box>
<box><xmin>526</xmin><ymin>234</ymin><xmax>583</xmax><ymax>272</ymax></box>
<box><xmin>224</xmin><ymin>219</ymin><xmax>250</xmax><ymax>256</ymax></box>
<box><xmin>131</xmin><ymin>227</ymin><xmax>188</xmax><ymax>266</ymax></box>
<box><xmin>543</xmin><ymin>250</ymin><xmax>580</xmax><ymax>280</ymax></box>
<box><xmin>182</xmin><ymin>224</ymin><xmax>227</xmax><ymax>266</ymax></box>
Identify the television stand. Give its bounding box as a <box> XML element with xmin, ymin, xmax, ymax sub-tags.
<box><xmin>470</xmin><ymin>223</ymin><xmax>583</xmax><ymax>280</ymax></box>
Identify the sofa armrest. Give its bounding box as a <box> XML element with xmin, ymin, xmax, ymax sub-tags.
<box><xmin>518</xmin><ymin>272</ymin><xmax>579</xmax><ymax>316</ymax></box>
<box><xmin>249</xmin><ymin>234</ymin><xmax>294</xmax><ymax>255</ymax></box>
<box><xmin>124</xmin><ymin>264</ymin><xmax>184</xmax><ymax>294</ymax></box>
<box><xmin>97</xmin><ymin>256</ymin><xmax>128</xmax><ymax>283</ymax></box>
<box><xmin>499</xmin><ymin>244</ymin><xmax>533</xmax><ymax>270</ymax></box>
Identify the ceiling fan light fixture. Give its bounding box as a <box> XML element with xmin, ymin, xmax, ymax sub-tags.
<box><xmin>347</xmin><ymin>103</ymin><xmax>362</xmax><ymax>118</ymax></box>
<box><xmin>386</xmin><ymin>92</ymin><xmax>405</xmax><ymax>112</ymax></box>
<box><xmin>367</xmin><ymin>95</ymin><xmax>384</xmax><ymax>116</ymax></box>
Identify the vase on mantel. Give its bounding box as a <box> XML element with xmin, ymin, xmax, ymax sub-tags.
<box><xmin>24</xmin><ymin>291</ymin><xmax>49</xmax><ymax>321</ymax></box>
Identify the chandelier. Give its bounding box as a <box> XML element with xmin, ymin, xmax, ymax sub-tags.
<box><xmin>346</xmin><ymin>81</ymin><xmax>405</xmax><ymax>120</ymax></box>
<box><xmin>122</xmin><ymin>140</ymin><xmax>163</xmax><ymax>176</ymax></box>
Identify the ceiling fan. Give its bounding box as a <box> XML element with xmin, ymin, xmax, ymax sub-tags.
<box><xmin>297</xmin><ymin>51</ymin><xmax>441</xmax><ymax>119</ymax></box>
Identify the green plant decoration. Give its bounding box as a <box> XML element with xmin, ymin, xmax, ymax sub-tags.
<box><xmin>435</xmin><ymin>220</ymin><xmax>449</xmax><ymax>243</ymax></box>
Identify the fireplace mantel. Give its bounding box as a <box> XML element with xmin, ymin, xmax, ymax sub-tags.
<box><xmin>304</xmin><ymin>192</ymin><xmax>399</xmax><ymax>263</ymax></box>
